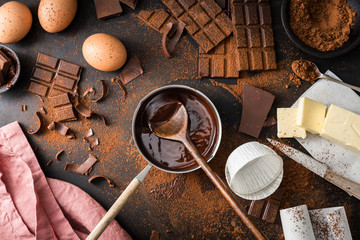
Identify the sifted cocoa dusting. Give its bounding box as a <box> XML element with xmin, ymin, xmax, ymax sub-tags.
<box><xmin>291</xmin><ymin>60</ymin><xmax>318</xmax><ymax>82</ymax></box>
<box><xmin>290</xmin><ymin>0</ymin><xmax>356</xmax><ymax>51</ymax></box>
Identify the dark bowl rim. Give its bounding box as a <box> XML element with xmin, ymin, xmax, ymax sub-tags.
<box><xmin>281</xmin><ymin>0</ymin><xmax>360</xmax><ymax>59</ymax></box>
<box><xmin>0</xmin><ymin>44</ymin><xmax>21</xmax><ymax>93</ymax></box>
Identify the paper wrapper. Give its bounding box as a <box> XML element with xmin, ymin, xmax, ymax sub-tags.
<box><xmin>280</xmin><ymin>205</ymin><xmax>316</xmax><ymax>240</ymax></box>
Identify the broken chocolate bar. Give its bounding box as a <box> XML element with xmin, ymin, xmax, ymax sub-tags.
<box><xmin>27</xmin><ymin>53</ymin><xmax>82</xmax><ymax>97</ymax></box>
<box><xmin>94</xmin><ymin>0</ymin><xmax>122</xmax><ymax>20</ymax></box>
<box><xmin>119</xmin><ymin>0</ymin><xmax>138</xmax><ymax>9</ymax></box>
<box><xmin>161</xmin><ymin>0</ymin><xmax>233</xmax><ymax>53</ymax></box>
<box><xmin>162</xmin><ymin>22</ymin><xmax>186</xmax><ymax>58</ymax></box>
<box><xmin>138</xmin><ymin>9</ymin><xmax>178</xmax><ymax>33</ymax></box>
<box><xmin>198</xmin><ymin>36</ymin><xmax>238</xmax><ymax>78</ymax></box>
<box><xmin>49</xmin><ymin>93</ymin><xmax>77</xmax><ymax>122</ymax></box>
<box><xmin>239</xmin><ymin>83</ymin><xmax>275</xmax><ymax>138</ymax></box>
<box><xmin>231</xmin><ymin>0</ymin><xmax>276</xmax><ymax>71</ymax></box>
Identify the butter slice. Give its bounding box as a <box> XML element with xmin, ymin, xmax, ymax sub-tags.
<box><xmin>320</xmin><ymin>104</ymin><xmax>360</xmax><ymax>153</ymax></box>
<box><xmin>277</xmin><ymin>108</ymin><xmax>306</xmax><ymax>139</ymax></box>
<box><xmin>296</xmin><ymin>97</ymin><xmax>326</xmax><ymax>134</ymax></box>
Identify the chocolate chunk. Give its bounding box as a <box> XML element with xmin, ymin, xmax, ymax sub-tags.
<box><xmin>74</xmin><ymin>102</ymin><xmax>93</xmax><ymax>118</ymax></box>
<box><xmin>48</xmin><ymin>121</ymin><xmax>75</xmax><ymax>139</ymax></box>
<box><xmin>239</xmin><ymin>83</ymin><xmax>275</xmax><ymax>138</ymax></box>
<box><xmin>0</xmin><ymin>50</ymin><xmax>10</xmax><ymax>77</ymax></box>
<box><xmin>198</xmin><ymin>36</ymin><xmax>238</xmax><ymax>78</ymax></box>
<box><xmin>231</xmin><ymin>0</ymin><xmax>276</xmax><ymax>71</ymax></box>
<box><xmin>162</xmin><ymin>21</ymin><xmax>186</xmax><ymax>58</ymax></box>
<box><xmin>27</xmin><ymin>112</ymin><xmax>44</xmax><ymax>135</ymax></box>
<box><xmin>262</xmin><ymin>199</ymin><xmax>280</xmax><ymax>223</ymax></box>
<box><xmin>88</xmin><ymin>138</ymin><xmax>99</xmax><ymax>150</ymax></box>
<box><xmin>138</xmin><ymin>9</ymin><xmax>177</xmax><ymax>33</ymax></box>
<box><xmin>248</xmin><ymin>199</ymin><xmax>266</xmax><ymax>218</ymax></box>
<box><xmin>119</xmin><ymin>56</ymin><xmax>143</xmax><ymax>85</ymax></box>
<box><xmin>28</xmin><ymin>53</ymin><xmax>82</xmax><ymax>98</ymax></box>
<box><xmin>119</xmin><ymin>0</ymin><xmax>138</xmax><ymax>10</ymax></box>
<box><xmin>161</xmin><ymin>0</ymin><xmax>233</xmax><ymax>53</ymax></box>
<box><xmin>55</xmin><ymin>150</ymin><xmax>64</xmax><ymax>161</ymax></box>
<box><xmin>88</xmin><ymin>174</ymin><xmax>115</xmax><ymax>187</ymax></box>
<box><xmin>65</xmin><ymin>154</ymin><xmax>98</xmax><ymax>175</ymax></box>
<box><xmin>91</xmin><ymin>80</ymin><xmax>108</xmax><ymax>102</ymax></box>
<box><xmin>94</xmin><ymin>0</ymin><xmax>122</xmax><ymax>20</ymax></box>
<box><xmin>150</xmin><ymin>230</ymin><xmax>160</xmax><ymax>240</ymax></box>
<box><xmin>83</xmin><ymin>128</ymin><xmax>94</xmax><ymax>142</ymax></box>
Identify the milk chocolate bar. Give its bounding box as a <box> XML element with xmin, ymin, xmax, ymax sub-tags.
<box><xmin>198</xmin><ymin>36</ymin><xmax>238</xmax><ymax>78</ymax></box>
<box><xmin>138</xmin><ymin>9</ymin><xmax>177</xmax><ymax>33</ymax></box>
<box><xmin>161</xmin><ymin>0</ymin><xmax>233</xmax><ymax>53</ymax></box>
<box><xmin>27</xmin><ymin>53</ymin><xmax>82</xmax><ymax>97</ymax></box>
<box><xmin>49</xmin><ymin>93</ymin><xmax>77</xmax><ymax>122</ymax></box>
<box><xmin>94</xmin><ymin>0</ymin><xmax>122</xmax><ymax>20</ymax></box>
<box><xmin>119</xmin><ymin>0</ymin><xmax>138</xmax><ymax>10</ymax></box>
<box><xmin>231</xmin><ymin>0</ymin><xmax>276</xmax><ymax>71</ymax></box>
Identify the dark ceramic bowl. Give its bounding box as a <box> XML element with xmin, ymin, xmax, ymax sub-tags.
<box><xmin>281</xmin><ymin>0</ymin><xmax>360</xmax><ymax>58</ymax></box>
<box><xmin>0</xmin><ymin>44</ymin><xmax>20</xmax><ymax>93</ymax></box>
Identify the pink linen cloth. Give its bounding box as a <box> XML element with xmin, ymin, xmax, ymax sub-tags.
<box><xmin>0</xmin><ymin>121</ymin><xmax>132</xmax><ymax>240</ymax></box>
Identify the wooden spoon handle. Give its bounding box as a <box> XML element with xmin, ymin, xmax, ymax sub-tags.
<box><xmin>182</xmin><ymin>139</ymin><xmax>267</xmax><ymax>240</ymax></box>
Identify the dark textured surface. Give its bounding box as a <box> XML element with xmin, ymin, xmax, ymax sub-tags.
<box><xmin>0</xmin><ymin>0</ymin><xmax>360</xmax><ymax>239</ymax></box>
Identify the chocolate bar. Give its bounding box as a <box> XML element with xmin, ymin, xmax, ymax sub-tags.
<box><xmin>161</xmin><ymin>0</ymin><xmax>233</xmax><ymax>53</ymax></box>
<box><xmin>49</xmin><ymin>93</ymin><xmax>77</xmax><ymax>122</ymax></box>
<box><xmin>94</xmin><ymin>0</ymin><xmax>122</xmax><ymax>20</ymax></box>
<box><xmin>248</xmin><ymin>199</ymin><xmax>266</xmax><ymax>218</ymax></box>
<box><xmin>138</xmin><ymin>9</ymin><xmax>177</xmax><ymax>33</ymax></box>
<box><xmin>198</xmin><ymin>36</ymin><xmax>238</xmax><ymax>78</ymax></box>
<box><xmin>119</xmin><ymin>0</ymin><xmax>138</xmax><ymax>9</ymax></box>
<box><xmin>231</xmin><ymin>0</ymin><xmax>276</xmax><ymax>71</ymax></box>
<box><xmin>239</xmin><ymin>83</ymin><xmax>275</xmax><ymax>138</ymax></box>
<box><xmin>215</xmin><ymin>0</ymin><xmax>230</xmax><ymax>17</ymax></box>
<box><xmin>27</xmin><ymin>53</ymin><xmax>82</xmax><ymax>97</ymax></box>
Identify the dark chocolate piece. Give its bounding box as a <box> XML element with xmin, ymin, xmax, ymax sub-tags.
<box><xmin>83</xmin><ymin>128</ymin><xmax>94</xmax><ymax>142</ymax></box>
<box><xmin>138</xmin><ymin>9</ymin><xmax>177</xmax><ymax>33</ymax></box>
<box><xmin>162</xmin><ymin>22</ymin><xmax>186</xmax><ymax>58</ymax></box>
<box><xmin>216</xmin><ymin>0</ymin><xmax>230</xmax><ymax>17</ymax></box>
<box><xmin>91</xmin><ymin>80</ymin><xmax>108</xmax><ymax>102</ymax></box>
<box><xmin>88</xmin><ymin>174</ymin><xmax>115</xmax><ymax>187</ymax></box>
<box><xmin>27</xmin><ymin>53</ymin><xmax>82</xmax><ymax>98</ymax></box>
<box><xmin>262</xmin><ymin>199</ymin><xmax>280</xmax><ymax>223</ymax></box>
<box><xmin>231</xmin><ymin>0</ymin><xmax>276</xmax><ymax>71</ymax></box>
<box><xmin>27</xmin><ymin>112</ymin><xmax>44</xmax><ymax>135</ymax></box>
<box><xmin>239</xmin><ymin>83</ymin><xmax>275</xmax><ymax>138</ymax></box>
<box><xmin>0</xmin><ymin>50</ymin><xmax>10</xmax><ymax>77</ymax></box>
<box><xmin>74</xmin><ymin>102</ymin><xmax>93</xmax><ymax>118</ymax></box>
<box><xmin>21</xmin><ymin>104</ymin><xmax>27</xmax><ymax>112</ymax></box>
<box><xmin>55</xmin><ymin>150</ymin><xmax>64</xmax><ymax>161</ymax></box>
<box><xmin>48</xmin><ymin>121</ymin><xmax>75</xmax><ymax>139</ymax></box>
<box><xmin>198</xmin><ymin>36</ymin><xmax>238</xmax><ymax>78</ymax></box>
<box><xmin>119</xmin><ymin>0</ymin><xmax>138</xmax><ymax>10</ymax></box>
<box><xmin>65</xmin><ymin>154</ymin><xmax>98</xmax><ymax>175</ymax></box>
<box><xmin>248</xmin><ymin>199</ymin><xmax>266</xmax><ymax>218</ymax></box>
<box><xmin>88</xmin><ymin>138</ymin><xmax>99</xmax><ymax>150</ymax></box>
<box><xmin>150</xmin><ymin>174</ymin><xmax>187</xmax><ymax>199</ymax></box>
<box><xmin>49</xmin><ymin>93</ymin><xmax>77</xmax><ymax>122</ymax></box>
<box><xmin>115</xmin><ymin>78</ymin><xmax>128</xmax><ymax>102</ymax></box>
<box><xmin>161</xmin><ymin>0</ymin><xmax>233</xmax><ymax>53</ymax></box>
<box><xmin>120</xmin><ymin>56</ymin><xmax>143</xmax><ymax>85</ymax></box>
<box><xmin>94</xmin><ymin>0</ymin><xmax>122</xmax><ymax>20</ymax></box>
<box><xmin>150</xmin><ymin>230</ymin><xmax>160</xmax><ymax>240</ymax></box>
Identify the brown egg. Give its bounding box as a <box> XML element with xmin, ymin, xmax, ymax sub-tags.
<box><xmin>82</xmin><ymin>33</ymin><xmax>127</xmax><ymax>72</ymax></box>
<box><xmin>38</xmin><ymin>0</ymin><xmax>77</xmax><ymax>33</ymax></box>
<box><xmin>0</xmin><ymin>1</ymin><xmax>32</xmax><ymax>44</ymax></box>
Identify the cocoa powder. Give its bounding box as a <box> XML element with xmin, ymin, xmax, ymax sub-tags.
<box><xmin>290</xmin><ymin>0</ymin><xmax>356</xmax><ymax>51</ymax></box>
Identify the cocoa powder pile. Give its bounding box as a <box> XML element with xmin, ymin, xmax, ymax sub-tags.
<box><xmin>291</xmin><ymin>60</ymin><xmax>317</xmax><ymax>82</ymax></box>
<box><xmin>290</xmin><ymin>0</ymin><xmax>356</xmax><ymax>51</ymax></box>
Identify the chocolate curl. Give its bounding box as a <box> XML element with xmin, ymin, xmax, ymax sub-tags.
<box><xmin>88</xmin><ymin>138</ymin><xmax>99</xmax><ymax>151</ymax></box>
<box><xmin>88</xmin><ymin>174</ymin><xmax>115</xmax><ymax>187</ymax></box>
<box><xmin>47</xmin><ymin>122</ymin><xmax>75</xmax><ymax>139</ymax></box>
<box><xmin>81</xmin><ymin>87</ymin><xmax>96</xmax><ymax>101</ymax></box>
<box><xmin>91</xmin><ymin>80</ymin><xmax>108</xmax><ymax>102</ymax></box>
<box><xmin>74</xmin><ymin>102</ymin><xmax>107</xmax><ymax>125</ymax></box>
<box><xmin>115</xmin><ymin>78</ymin><xmax>128</xmax><ymax>102</ymax></box>
<box><xmin>21</xmin><ymin>104</ymin><xmax>27</xmax><ymax>112</ymax></box>
<box><xmin>83</xmin><ymin>128</ymin><xmax>94</xmax><ymax>142</ymax></box>
<box><xmin>162</xmin><ymin>21</ymin><xmax>186</xmax><ymax>58</ymax></box>
<box><xmin>65</xmin><ymin>154</ymin><xmax>98</xmax><ymax>175</ymax></box>
<box><xmin>119</xmin><ymin>56</ymin><xmax>143</xmax><ymax>85</ymax></box>
<box><xmin>55</xmin><ymin>150</ymin><xmax>64</xmax><ymax>161</ymax></box>
<box><xmin>27</xmin><ymin>112</ymin><xmax>44</xmax><ymax>134</ymax></box>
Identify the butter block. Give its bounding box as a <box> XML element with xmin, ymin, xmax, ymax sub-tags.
<box><xmin>277</xmin><ymin>108</ymin><xmax>306</xmax><ymax>139</ymax></box>
<box><xmin>296</xmin><ymin>97</ymin><xmax>326</xmax><ymax>134</ymax></box>
<box><xmin>320</xmin><ymin>104</ymin><xmax>360</xmax><ymax>153</ymax></box>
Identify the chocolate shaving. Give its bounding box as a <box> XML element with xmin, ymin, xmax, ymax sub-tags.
<box><xmin>39</xmin><ymin>105</ymin><xmax>47</xmax><ymax>115</ymax></box>
<box><xmin>74</xmin><ymin>102</ymin><xmax>93</xmax><ymax>118</ymax></box>
<box><xmin>21</xmin><ymin>104</ymin><xmax>27</xmax><ymax>112</ymax></box>
<box><xmin>65</xmin><ymin>154</ymin><xmax>98</xmax><ymax>175</ymax></box>
<box><xmin>45</xmin><ymin>160</ymin><xmax>53</xmax><ymax>167</ymax></box>
<box><xmin>55</xmin><ymin>150</ymin><xmax>64</xmax><ymax>161</ymax></box>
<box><xmin>91</xmin><ymin>80</ymin><xmax>108</xmax><ymax>102</ymax></box>
<box><xmin>89</xmin><ymin>138</ymin><xmax>99</xmax><ymax>150</ymax></box>
<box><xmin>162</xmin><ymin>21</ymin><xmax>186</xmax><ymax>58</ymax></box>
<box><xmin>115</xmin><ymin>78</ymin><xmax>128</xmax><ymax>102</ymax></box>
<box><xmin>47</xmin><ymin>122</ymin><xmax>75</xmax><ymax>139</ymax></box>
<box><xmin>150</xmin><ymin>174</ymin><xmax>187</xmax><ymax>199</ymax></box>
<box><xmin>27</xmin><ymin>112</ymin><xmax>44</xmax><ymax>135</ymax></box>
<box><xmin>88</xmin><ymin>174</ymin><xmax>115</xmax><ymax>187</ymax></box>
<box><xmin>83</xmin><ymin>128</ymin><xmax>94</xmax><ymax>142</ymax></box>
<box><xmin>81</xmin><ymin>87</ymin><xmax>96</xmax><ymax>101</ymax></box>
<box><xmin>263</xmin><ymin>116</ymin><xmax>277</xmax><ymax>128</ymax></box>
<box><xmin>119</xmin><ymin>56</ymin><xmax>143</xmax><ymax>85</ymax></box>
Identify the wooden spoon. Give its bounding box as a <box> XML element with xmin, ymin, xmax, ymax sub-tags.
<box><xmin>152</xmin><ymin>104</ymin><xmax>267</xmax><ymax>240</ymax></box>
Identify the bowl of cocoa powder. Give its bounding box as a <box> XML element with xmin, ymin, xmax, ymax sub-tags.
<box><xmin>0</xmin><ymin>44</ymin><xmax>20</xmax><ymax>93</ymax></box>
<box><xmin>281</xmin><ymin>0</ymin><xmax>360</xmax><ymax>58</ymax></box>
